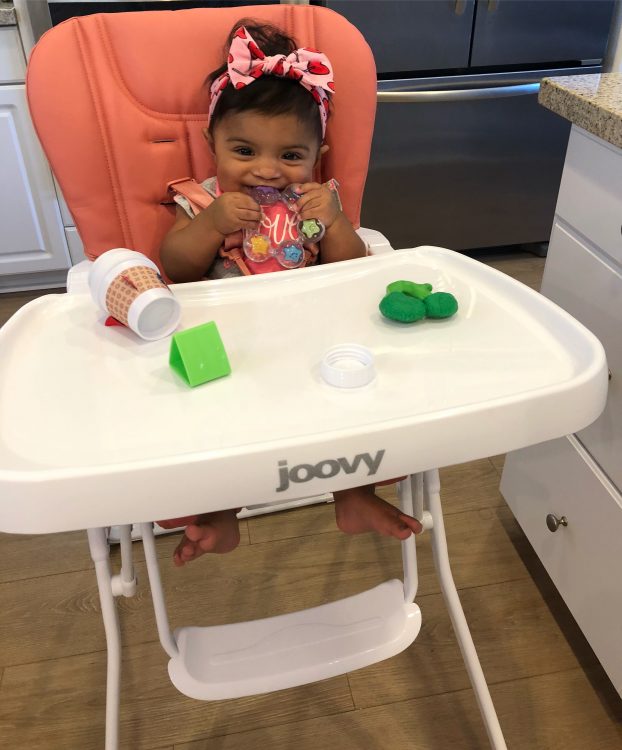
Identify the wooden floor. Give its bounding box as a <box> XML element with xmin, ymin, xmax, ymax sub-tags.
<box><xmin>0</xmin><ymin>251</ymin><xmax>621</xmax><ymax>750</ymax></box>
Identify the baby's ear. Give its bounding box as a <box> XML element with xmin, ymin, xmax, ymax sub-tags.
<box><xmin>203</xmin><ymin>127</ymin><xmax>215</xmax><ymax>155</ymax></box>
<box><xmin>315</xmin><ymin>143</ymin><xmax>330</xmax><ymax>166</ymax></box>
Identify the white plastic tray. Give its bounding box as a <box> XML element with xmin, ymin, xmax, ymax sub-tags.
<box><xmin>0</xmin><ymin>247</ymin><xmax>607</xmax><ymax>532</ymax></box>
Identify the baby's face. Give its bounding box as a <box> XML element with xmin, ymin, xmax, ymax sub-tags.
<box><xmin>209</xmin><ymin>111</ymin><xmax>323</xmax><ymax>194</ymax></box>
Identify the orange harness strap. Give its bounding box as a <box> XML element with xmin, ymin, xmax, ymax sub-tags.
<box><xmin>167</xmin><ymin>177</ymin><xmax>214</xmax><ymax>214</ymax></box>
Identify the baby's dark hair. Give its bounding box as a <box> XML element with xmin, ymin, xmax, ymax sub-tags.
<box><xmin>207</xmin><ymin>19</ymin><xmax>328</xmax><ymax>144</ymax></box>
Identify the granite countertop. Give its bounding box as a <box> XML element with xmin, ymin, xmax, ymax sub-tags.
<box><xmin>539</xmin><ymin>72</ymin><xmax>622</xmax><ymax>150</ymax></box>
<box><xmin>0</xmin><ymin>2</ymin><xmax>16</xmax><ymax>26</ymax></box>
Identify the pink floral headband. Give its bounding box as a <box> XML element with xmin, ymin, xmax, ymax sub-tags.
<box><xmin>208</xmin><ymin>26</ymin><xmax>335</xmax><ymax>138</ymax></box>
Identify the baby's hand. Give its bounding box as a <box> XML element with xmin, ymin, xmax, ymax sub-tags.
<box><xmin>294</xmin><ymin>182</ymin><xmax>341</xmax><ymax>228</ymax></box>
<box><xmin>208</xmin><ymin>192</ymin><xmax>261</xmax><ymax>235</ymax></box>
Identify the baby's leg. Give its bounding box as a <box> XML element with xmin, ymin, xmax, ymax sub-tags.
<box><xmin>333</xmin><ymin>484</ymin><xmax>422</xmax><ymax>539</ymax></box>
<box><xmin>163</xmin><ymin>510</ymin><xmax>241</xmax><ymax>567</ymax></box>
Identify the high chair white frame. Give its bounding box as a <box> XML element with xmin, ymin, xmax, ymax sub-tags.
<box><xmin>0</xmin><ymin>247</ymin><xmax>607</xmax><ymax>750</ymax></box>
<box><xmin>0</xmin><ymin>243</ymin><xmax>605</xmax><ymax>750</ymax></box>
<box><xmin>13</xmin><ymin>7</ymin><xmax>608</xmax><ymax>749</ymax></box>
<box><xmin>87</xmin><ymin>470</ymin><xmax>508</xmax><ymax>750</ymax></box>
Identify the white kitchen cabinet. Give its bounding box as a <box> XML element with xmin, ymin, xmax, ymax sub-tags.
<box><xmin>0</xmin><ymin>20</ymin><xmax>70</xmax><ymax>290</ymax></box>
<box><xmin>502</xmin><ymin>435</ymin><xmax>622</xmax><ymax>694</ymax></box>
<box><xmin>0</xmin><ymin>85</ymin><xmax>70</xmax><ymax>280</ymax></box>
<box><xmin>64</xmin><ymin>226</ymin><xmax>87</xmax><ymax>265</ymax></box>
<box><xmin>542</xmin><ymin>222</ymin><xmax>622</xmax><ymax>488</ymax></box>
<box><xmin>501</xmin><ymin>125</ymin><xmax>622</xmax><ymax>697</ymax></box>
<box><xmin>0</xmin><ymin>26</ymin><xmax>25</xmax><ymax>83</ymax></box>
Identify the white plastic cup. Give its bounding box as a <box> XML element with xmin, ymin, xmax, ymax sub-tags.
<box><xmin>89</xmin><ymin>248</ymin><xmax>181</xmax><ymax>341</ymax></box>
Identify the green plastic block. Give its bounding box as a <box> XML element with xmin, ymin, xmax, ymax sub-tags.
<box><xmin>379</xmin><ymin>292</ymin><xmax>426</xmax><ymax>323</ymax></box>
<box><xmin>424</xmin><ymin>292</ymin><xmax>459</xmax><ymax>319</ymax></box>
<box><xmin>386</xmin><ymin>280</ymin><xmax>433</xmax><ymax>300</ymax></box>
<box><xmin>169</xmin><ymin>322</ymin><xmax>231</xmax><ymax>387</ymax></box>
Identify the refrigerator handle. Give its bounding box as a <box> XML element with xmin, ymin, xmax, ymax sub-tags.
<box><xmin>377</xmin><ymin>83</ymin><xmax>539</xmax><ymax>103</ymax></box>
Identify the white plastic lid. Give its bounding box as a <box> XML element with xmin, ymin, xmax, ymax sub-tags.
<box><xmin>320</xmin><ymin>344</ymin><xmax>375</xmax><ymax>388</ymax></box>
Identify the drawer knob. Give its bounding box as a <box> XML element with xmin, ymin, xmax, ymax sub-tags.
<box><xmin>546</xmin><ymin>514</ymin><xmax>568</xmax><ymax>532</ymax></box>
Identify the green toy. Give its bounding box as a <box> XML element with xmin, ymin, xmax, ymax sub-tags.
<box><xmin>169</xmin><ymin>321</ymin><xmax>231</xmax><ymax>387</ymax></box>
<box><xmin>386</xmin><ymin>280</ymin><xmax>432</xmax><ymax>300</ymax></box>
<box><xmin>380</xmin><ymin>279</ymin><xmax>458</xmax><ymax>324</ymax></box>
<box><xmin>424</xmin><ymin>292</ymin><xmax>459</xmax><ymax>319</ymax></box>
<box><xmin>379</xmin><ymin>292</ymin><xmax>426</xmax><ymax>323</ymax></box>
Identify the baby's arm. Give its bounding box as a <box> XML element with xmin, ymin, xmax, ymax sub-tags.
<box><xmin>160</xmin><ymin>193</ymin><xmax>261</xmax><ymax>282</ymax></box>
<box><xmin>160</xmin><ymin>205</ymin><xmax>225</xmax><ymax>282</ymax></box>
<box><xmin>319</xmin><ymin>213</ymin><xmax>367</xmax><ymax>263</ymax></box>
<box><xmin>295</xmin><ymin>182</ymin><xmax>366</xmax><ymax>263</ymax></box>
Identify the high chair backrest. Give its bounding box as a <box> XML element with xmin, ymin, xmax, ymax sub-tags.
<box><xmin>26</xmin><ymin>4</ymin><xmax>377</xmax><ymax>270</ymax></box>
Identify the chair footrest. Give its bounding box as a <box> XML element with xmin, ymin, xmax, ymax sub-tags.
<box><xmin>168</xmin><ymin>579</ymin><xmax>421</xmax><ymax>700</ymax></box>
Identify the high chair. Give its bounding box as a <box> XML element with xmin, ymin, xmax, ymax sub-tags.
<box><xmin>5</xmin><ymin>4</ymin><xmax>606</xmax><ymax>750</ymax></box>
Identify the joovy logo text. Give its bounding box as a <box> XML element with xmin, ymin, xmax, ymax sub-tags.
<box><xmin>276</xmin><ymin>450</ymin><xmax>385</xmax><ymax>492</ymax></box>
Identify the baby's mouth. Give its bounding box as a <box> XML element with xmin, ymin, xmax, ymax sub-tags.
<box><xmin>244</xmin><ymin>183</ymin><xmax>286</xmax><ymax>192</ymax></box>
<box><xmin>244</xmin><ymin>186</ymin><xmax>285</xmax><ymax>205</ymax></box>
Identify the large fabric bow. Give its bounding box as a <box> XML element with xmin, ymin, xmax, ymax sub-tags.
<box><xmin>208</xmin><ymin>26</ymin><xmax>335</xmax><ymax>137</ymax></box>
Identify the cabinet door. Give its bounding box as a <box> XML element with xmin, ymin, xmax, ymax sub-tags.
<box><xmin>541</xmin><ymin>222</ymin><xmax>622</xmax><ymax>491</ymax></box>
<box><xmin>501</xmin><ymin>435</ymin><xmax>622</xmax><ymax>696</ymax></box>
<box><xmin>555</xmin><ymin>127</ymin><xmax>622</xmax><ymax>268</ymax></box>
<box><xmin>0</xmin><ymin>85</ymin><xmax>70</xmax><ymax>276</ymax></box>
<box><xmin>0</xmin><ymin>27</ymin><xmax>26</xmax><ymax>84</ymax></box>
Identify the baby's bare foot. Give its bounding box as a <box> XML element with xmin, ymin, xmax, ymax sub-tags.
<box><xmin>333</xmin><ymin>487</ymin><xmax>422</xmax><ymax>540</ymax></box>
<box><xmin>173</xmin><ymin>509</ymin><xmax>240</xmax><ymax>567</ymax></box>
<box><xmin>157</xmin><ymin>515</ymin><xmax>199</xmax><ymax>530</ymax></box>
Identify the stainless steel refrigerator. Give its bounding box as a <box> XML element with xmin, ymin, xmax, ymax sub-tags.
<box><xmin>327</xmin><ymin>0</ymin><xmax>615</xmax><ymax>251</ymax></box>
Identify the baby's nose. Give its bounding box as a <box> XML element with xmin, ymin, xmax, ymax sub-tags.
<box><xmin>253</xmin><ymin>157</ymin><xmax>281</xmax><ymax>180</ymax></box>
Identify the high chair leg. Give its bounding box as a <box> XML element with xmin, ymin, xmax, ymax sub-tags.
<box><xmin>87</xmin><ymin>527</ymin><xmax>122</xmax><ymax>750</ymax></box>
<box><xmin>138</xmin><ymin>522</ymin><xmax>179</xmax><ymax>658</ymax></box>
<box><xmin>424</xmin><ymin>469</ymin><xmax>508</xmax><ymax>750</ymax></box>
<box><xmin>108</xmin><ymin>523</ymin><xmax>138</xmax><ymax>598</ymax></box>
<box><xmin>398</xmin><ymin>475</ymin><xmax>420</xmax><ymax>603</ymax></box>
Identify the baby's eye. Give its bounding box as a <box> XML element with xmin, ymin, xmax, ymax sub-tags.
<box><xmin>234</xmin><ymin>146</ymin><xmax>253</xmax><ymax>157</ymax></box>
<box><xmin>282</xmin><ymin>152</ymin><xmax>303</xmax><ymax>161</ymax></box>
